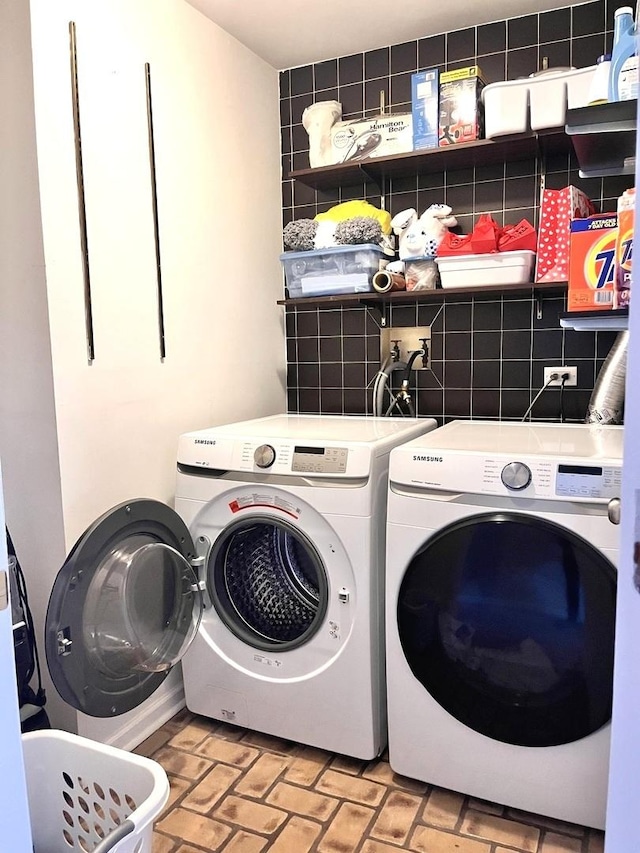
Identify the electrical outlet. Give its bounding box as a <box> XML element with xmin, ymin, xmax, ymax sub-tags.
<box><xmin>543</xmin><ymin>366</ymin><xmax>578</xmax><ymax>387</ymax></box>
<box><xmin>380</xmin><ymin>326</ymin><xmax>431</xmax><ymax>369</ymax></box>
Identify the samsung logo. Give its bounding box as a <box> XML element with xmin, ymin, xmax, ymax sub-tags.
<box><xmin>194</xmin><ymin>439</ymin><xmax>216</xmax><ymax>445</ymax></box>
<box><xmin>413</xmin><ymin>454</ymin><xmax>443</xmax><ymax>462</ymax></box>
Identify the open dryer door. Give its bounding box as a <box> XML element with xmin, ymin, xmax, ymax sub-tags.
<box><xmin>45</xmin><ymin>500</ymin><xmax>204</xmax><ymax>717</ymax></box>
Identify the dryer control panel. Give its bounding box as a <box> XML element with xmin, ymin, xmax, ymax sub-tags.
<box><xmin>395</xmin><ymin>452</ymin><xmax>623</xmax><ymax>502</ymax></box>
<box><xmin>481</xmin><ymin>458</ymin><xmax>622</xmax><ymax>500</ymax></box>
<box><xmin>555</xmin><ymin>464</ymin><xmax>622</xmax><ymax>499</ymax></box>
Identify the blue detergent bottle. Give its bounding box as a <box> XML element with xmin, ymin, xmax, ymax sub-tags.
<box><xmin>608</xmin><ymin>5</ymin><xmax>637</xmax><ymax>102</ymax></box>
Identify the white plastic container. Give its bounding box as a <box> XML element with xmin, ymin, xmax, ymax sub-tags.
<box><xmin>436</xmin><ymin>250</ymin><xmax>536</xmax><ymax>289</ymax></box>
<box><xmin>482</xmin><ymin>78</ymin><xmax>530</xmax><ymax>138</ymax></box>
<box><xmin>280</xmin><ymin>244</ymin><xmax>387</xmax><ymax>298</ymax></box>
<box><xmin>529</xmin><ymin>65</ymin><xmax>597</xmax><ymax>129</ymax></box>
<box><xmin>482</xmin><ymin>66</ymin><xmax>597</xmax><ymax>138</ymax></box>
<box><xmin>22</xmin><ymin>730</ymin><xmax>170</xmax><ymax>853</ymax></box>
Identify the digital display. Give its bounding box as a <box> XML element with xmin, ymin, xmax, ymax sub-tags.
<box><xmin>294</xmin><ymin>446</ymin><xmax>324</xmax><ymax>455</ymax></box>
<box><xmin>558</xmin><ymin>465</ymin><xmax>603</xmax><ymax>476</ymax></box>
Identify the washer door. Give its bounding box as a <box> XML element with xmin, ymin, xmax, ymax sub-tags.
<box><xmin>397</xmin><ymin>512</ymin><xmax>616</xmax><ymax>747</ymax></box>
<box><xmin>46</xmin><ymin>499</ymin><xmax>202</xmax><ymax>717</ymax></box>
<box><xmin>207</xmin><ymin>514</ymin><xmax>328</xmax><ymax>652</ymax></box>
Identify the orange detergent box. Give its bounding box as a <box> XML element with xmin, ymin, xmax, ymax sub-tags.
<box><xmin>568</xmin><ymin>213</ymin><xmax>617</xmax><ymax>311</ymax></box>
<box><xmin>615</xmin><ymin>188</ymin><xmax>634</xmax><ymax>309</ymax></box>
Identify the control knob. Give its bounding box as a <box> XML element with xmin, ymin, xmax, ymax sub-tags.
<box><xmin>254</xmin><ymin>444</ymin><xmax>276</xmax><ymax>469</ymax></box>
<box><xmin>501</xmin><ymin>461</ymin><xmax>531</xmax><ymax>491</ymax></box>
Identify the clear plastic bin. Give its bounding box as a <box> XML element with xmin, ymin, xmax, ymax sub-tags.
<box><xmin>280</xmin><ymin>244</ymin><xmax>387</xmax><ymax>298</ymax></box>
<box><xmin>23</xmin><ymin>730</ymin><xmax>169</xmax><ymax>853</ymax></box>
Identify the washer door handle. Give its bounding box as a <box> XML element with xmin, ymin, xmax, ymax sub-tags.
<box><xmin>608</xmin><ymin>497</ymin><xmax>621</xmax><ymax>525</ymax></box>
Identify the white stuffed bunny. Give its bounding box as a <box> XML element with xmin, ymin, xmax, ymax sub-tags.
<box><xmin>391</xmin><ymin>204</ymin><xmax>457</xmax><ymax>260</ymax></box>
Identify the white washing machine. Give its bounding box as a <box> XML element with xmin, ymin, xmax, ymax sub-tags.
<box><xmin>385</xmin><ymin>420</ymin><xmax>622</xmax><ymax>829</ymax></box>
<box><xmin>43</xmin><ymin>414</ymin><xmax>436</xmax><ymax>760</ymax></box>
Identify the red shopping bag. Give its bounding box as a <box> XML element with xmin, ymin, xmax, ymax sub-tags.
<box><xmin>535</xmin><ymin>185</ymin><xmax>594</xmax><ymax>282</ymax></box>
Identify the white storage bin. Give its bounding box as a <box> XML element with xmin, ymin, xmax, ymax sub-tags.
<box><xmin>529</xmin><ymin>65</ymin><xmax>597</xmax><ymax>130</ymax></box>
<box><xmin>23</xmin><ymin>729</ymin><xmax>169</xmax><ymax>853</ymax></box>
<box><xmin>436</xmin><ymin>250</ymin><xmax>536</xmax><ymax>288</ymax></box>
<box><xmin>280</xmin><ymin>244</ymin><xmax>387</xmax><ymax>298</ymax></box>
<box><xmin>482</xmin><ymin>66</ymin><xmax>597</xmax><ymax>138</ymax></box>
<box><xmin>482</xmin><ymin>78</ymin><xmax>530</xmax><ymax>138</ymax></box>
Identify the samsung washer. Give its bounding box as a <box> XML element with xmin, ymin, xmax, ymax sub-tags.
<box><xmin>385</xmin><ymin>420</ymin><xmax>622</xmax><ymax>829</ymax></box>
<box><xmin>44</xmin><ymin>414</ymin><xmax>436</xmax><ymax>760</ymax></box>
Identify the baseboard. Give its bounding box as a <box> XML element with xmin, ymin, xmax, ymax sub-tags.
<box><xmin>110</xmin><ymin>681</ymin><xmax>186</xmax><ymax>751</ymax></box>
<box><xmin>78</xmin><ymin>678</ymin><xmax>186</xmax><ymax>751</ymax></box>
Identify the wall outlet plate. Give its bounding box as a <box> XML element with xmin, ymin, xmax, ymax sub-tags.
<box><xmin>543</xmin><ymin>365</ymin><xmax>577</xmax><ymax>387</ymax></box>
<box><xmin>380</xmin><ymin>326</ymin><xmax>431</xmax><ymax>369</ymax></box>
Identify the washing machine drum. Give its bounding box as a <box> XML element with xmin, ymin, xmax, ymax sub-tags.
<box><xmin>207</xmin><ymin>516</ymin><xmax>328</xmax><ymax>651</ymax></box>
<box><xmin>397</xmin><ymin>512</ymin><xmax>617</xmax><ymax>748</ymax></box>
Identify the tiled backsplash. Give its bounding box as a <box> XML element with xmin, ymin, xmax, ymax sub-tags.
<box><xmin>280</xmin><ymin>0</ymin><xmax>626</xmax><ymax>424</ymax></box>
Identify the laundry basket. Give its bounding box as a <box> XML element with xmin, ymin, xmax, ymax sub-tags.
<box><xmin>22</xmin><ymin>730</ymin><xmax>170</xmax><ymax>853</ymax></box>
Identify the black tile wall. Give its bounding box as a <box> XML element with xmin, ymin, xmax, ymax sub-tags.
<box><xmin>280</xmin><ymin>0</ymin><xmax>625</xmax><ymax>424</ymax></box>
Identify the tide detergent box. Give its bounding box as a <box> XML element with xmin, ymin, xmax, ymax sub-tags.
<box><xmin>439</xmin><ymin>65</ymin><xmax>485</xmax><ymax>146</ymax></box>
<box><xmin>615</xmin><ymin>188</ymin><xmax>634</xmax><ymax>309</ymax></box>
<box><xmin>412</xmin><ymin>69</ymin><xmax>439</xmax><ymax>150</ymax></box>
<box><xmin>568</xmin><ymin>214</ymin><xmax>618</xmax><ymax>311</ymax></box>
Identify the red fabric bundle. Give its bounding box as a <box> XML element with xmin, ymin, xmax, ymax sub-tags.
<box><xmin>437</xmin><ymin>214</ymin><xmax>537</xmax><ymax>257</ymax></box>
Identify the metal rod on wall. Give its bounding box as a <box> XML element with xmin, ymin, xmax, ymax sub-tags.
<box><xmin>145</xmin><ymin>62</ymin><xmax>166</xmax><ymax>360</ymax></box>
<box><xmin>69</xmin><ymin>21</ymin><xmax>95</xmax><ymax>364</ymax></box>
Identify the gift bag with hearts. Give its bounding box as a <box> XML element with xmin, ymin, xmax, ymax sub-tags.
<box><xmin>535</xmin><ymin>185</ymin><xmax>594</xmax><ymax>282</ymax></box>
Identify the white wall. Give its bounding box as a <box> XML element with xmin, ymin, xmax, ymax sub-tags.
<box><xmin>0</xmin><ymin>0</ymin><xmax>285</xmax><ymax>742</ymax></box>
<box><xmin>0</xmin><ymin>0</ymin><xmax>74</xmax><ymax>731</ymax></box>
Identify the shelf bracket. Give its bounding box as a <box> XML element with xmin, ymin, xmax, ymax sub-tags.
<box><xmin>357</xmin><ymin>164</ymin><xmax>387</xmax><ymax>203</ymax></box>
<box><xmin>361</xmin><ymin>300</ymin><xmax>387</xmax><ymax>327</ymax></box>
<box><xmin>534</xmin><ymin>289</ymin><xmax>544</xmax><ymax>321</ymax></box>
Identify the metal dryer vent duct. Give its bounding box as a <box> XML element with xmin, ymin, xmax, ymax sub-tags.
<box><xmin>585</xmin><ymin>330</ymin><xmax>629</xmax><ymax>425</ymax></box>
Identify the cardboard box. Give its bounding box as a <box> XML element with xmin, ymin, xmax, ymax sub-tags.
<box><xmin>330</xmin><ymin>114</ymin><xmax>413</xmax><ymax>163</ymax></box>
<box><xmin>615</xmin><ymin>188</ymin><xmax>634</xmax><ymax>309</ymax></box>
<box><xmin>412</xmin><ymin>69</ymin><xmax>439</xmax><ymax>150</ymax></box>
<box><xmin>568</xmin><ymin>214</ymin><xmax>617</xmax><ymax>312</ymax></box>
<box><xmin>535</xmin><ymin>185</ymin><xmax>595</xmax><ymax>282</ymax></box>
<box><xmin>439</xmin><ymin>65</ymin><xmax>485</xmax><ymax>146</ymax></box>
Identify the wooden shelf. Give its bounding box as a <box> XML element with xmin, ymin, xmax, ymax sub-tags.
<box><xmin>565</xmin><ymin>100</ymin><xmax>637</xmax><ymax>178</ymax></box>
<box><xmin>559</xmin><ymin>308</ymin><xmax>629</xmax><ymax>331</ymax></box>
<box><xmin>277</xmin><ymin>280</ymin><xmax>567</xmax><ymax>308</ymax></box>
<box><xmin>288</xmin><ymin>128</ymin><xmax>569</xmax><ymax>191</ymax></box>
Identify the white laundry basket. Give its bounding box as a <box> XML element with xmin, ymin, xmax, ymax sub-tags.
<box><xmin>22</xmin><ymin>730</ymin><xmax>170</xmax><ymax>853</ymax></box>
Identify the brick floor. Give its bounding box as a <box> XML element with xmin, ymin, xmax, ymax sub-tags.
<box><xmin>138</xmin><ymin>709</ymin><xmax>605</xmax><ymax>853</ymax></box>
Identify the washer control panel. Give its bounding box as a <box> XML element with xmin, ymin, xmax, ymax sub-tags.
<box><xmin>254</xmin><ymin>444</ymin><xmax>276</xmax><ymax>469</ymax></box>
<box><xmin>291</xmin><ymin>445</ymin><xmax>348</xmax><ymax>474</ymax></box>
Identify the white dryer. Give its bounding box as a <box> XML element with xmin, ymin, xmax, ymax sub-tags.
<box><xmin>43</xmin><ymin>414</ymin><xmax>436</xmax><ymax>761</ymax></box>
<box><xmin>385</xmin><ymin>421</ymin><xmax>622</xmax><ymax>829</ymax></box>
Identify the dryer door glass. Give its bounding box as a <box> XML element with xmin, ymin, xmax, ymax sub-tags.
<box><xmin>208</xmin><ymin>516</ymin><xmax>328</xmax><ymax>651</ymax></box>
<box><xmin>397</xmin><ymin>512</ymin><xmax>616</xmax><ymax>747</ymax></box>
<box><xmin>46</xmin><ymin>499</ymin><xmax>202</xmax><ymax>717</ymax></box>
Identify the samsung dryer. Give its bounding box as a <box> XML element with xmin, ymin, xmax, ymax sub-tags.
<box><xmin>385</xmin><ymin>421</ymin><xmax>622</xmax><ymax>829</ymax></box>
<box><xmin>43</xmin><ymin>414</ymin><xmax>436</xmax><ymax>761</ymax></box>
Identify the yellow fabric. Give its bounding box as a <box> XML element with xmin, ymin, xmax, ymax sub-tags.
<box><xmin>314</xmin><ymin>200</ymin><xmax>392</xmax><ymax>234</ymax></box>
